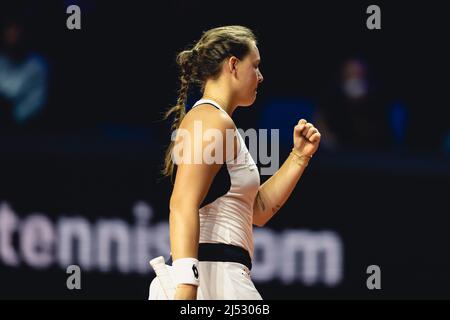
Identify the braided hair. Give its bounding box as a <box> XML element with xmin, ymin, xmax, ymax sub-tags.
<box><xmin>162</xmin><ymin>26</ymin><xmax>257</xmax><ymax>178</ymax></box>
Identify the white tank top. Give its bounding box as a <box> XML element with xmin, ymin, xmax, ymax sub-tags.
<box><xmin>191</xmin><ymin>99</ymin><xmax>260</xmax><ymax>260</ymax></box>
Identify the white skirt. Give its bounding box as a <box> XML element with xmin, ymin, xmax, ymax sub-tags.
<box><xmin>148</xmin><ymin>261</ymin><xmax>262</xmax><ymax>300</ymax></box>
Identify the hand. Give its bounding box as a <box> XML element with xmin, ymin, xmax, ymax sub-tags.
<box><xmin>293</xmin><ymin>119</ymin><xmax>321</xmax><ymax>158</ymax></box>
<box><xmin>174</xmin><ymin>284</ymin><xmax>198</xmax><ymax>300</ymax></box>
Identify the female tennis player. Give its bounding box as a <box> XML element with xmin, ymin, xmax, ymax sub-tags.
<box><xmin>149</xmin><ymin>25</ymin><xmax>321</xmax><ymax>300</ymax></box>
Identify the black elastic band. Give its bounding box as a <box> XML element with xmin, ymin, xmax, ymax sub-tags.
<box><xmin>166</xmin><ymin>243</ymin><xmax>252</xmax><ymax>270</ymax></box>
<box><xmin>192</xmin><ymin>102</ymin><xmax>220</xmax><ymax>111</ymax></box>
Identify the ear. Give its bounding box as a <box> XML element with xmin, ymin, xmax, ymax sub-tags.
<box><xmin>227</xmin><ymin>56</ymin><xmax>239</xmax><ymax>75</ymax></box>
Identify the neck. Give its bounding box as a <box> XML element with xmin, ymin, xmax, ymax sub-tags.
<box><xmin>202</xmin><ymin>81</ymin><xmax>237</xmax><ymax>117</ymax></box>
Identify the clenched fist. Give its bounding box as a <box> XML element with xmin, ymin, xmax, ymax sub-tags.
<box><xmin>293</xmin><ymin>119</ymin><xmax>321</xmax><ymax>158</ymax></box>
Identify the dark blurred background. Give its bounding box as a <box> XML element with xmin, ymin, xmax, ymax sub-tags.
<box><xmin>0</xmin><ymin>0</ymin><xmax>449</xmax><ymax>299</ymax></box>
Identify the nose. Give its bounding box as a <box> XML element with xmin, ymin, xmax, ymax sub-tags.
<box><xmin>258</xmin><ymin>70</ymin><xmax>264</xmax><ymax>83</ymax></box>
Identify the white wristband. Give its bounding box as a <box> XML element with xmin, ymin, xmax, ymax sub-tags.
<box><xmin>172</xmin><ymin>258</ymin><xmax>200</xmax><ymax>287</ymax></box>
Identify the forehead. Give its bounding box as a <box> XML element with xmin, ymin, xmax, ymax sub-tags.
<box><xmin>246</xmin><ymin>42</ymin><xmax>260</xmax><ymax>61</ymax></box>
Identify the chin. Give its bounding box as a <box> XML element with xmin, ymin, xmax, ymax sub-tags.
<box><xmin>240</xmin><ymin>95</ymin><xmax>257</xmax><ymax>107</ymax></box>
<box><xmin>240</xmin><ymin>102</ymin><xmax>255</xmax><ymax>108</ymax></box>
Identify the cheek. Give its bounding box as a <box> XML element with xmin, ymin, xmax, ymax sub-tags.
<box><xmin>247</xmin><ymin>69</ymin><xmax>258</xmax><ymax>84</ymax></box>
<box><xmin>238</xmin><ymin>68</ymin><xmax>257</xmax><ymax>91</ymax></box>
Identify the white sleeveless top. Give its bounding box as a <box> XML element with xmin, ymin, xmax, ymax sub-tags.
<box><xmin>191</xmin><ymin>99</ymin><xmax>260</xmax><ymax>260</ymax></box>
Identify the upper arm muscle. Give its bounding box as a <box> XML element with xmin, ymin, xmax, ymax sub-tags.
<box><xmin>170</xmin><ymin>105</ymin><xmax>236</xmax><ymax>210</ymax></box>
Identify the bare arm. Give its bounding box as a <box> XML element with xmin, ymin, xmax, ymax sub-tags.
<box><xmin>169</xmin><ymin>105</ymin><xmax>236</xmax><ymax>299</ymax></box>
<box><xmin>253</xmin><ymin>119</ymin><xmax>321</xmax><ymax>227</ymax></box>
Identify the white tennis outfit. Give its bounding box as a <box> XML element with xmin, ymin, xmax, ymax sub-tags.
<box><xmin>149</xmin><ymin>99</ymin><xmax>262</xmax><ymax>300</ymax></box>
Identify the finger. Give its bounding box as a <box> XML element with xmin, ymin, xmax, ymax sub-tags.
<box><xmin>301</xmin><ymin>123</ymin><xmax>311</xmax><ymax>136</ymax></box>
<box><xmin>297</xmin><ymin>119</ymin><xmax>307</xmax><ymax>126</ymax></box>
<box><xmin>310</xmin><ymin>132</ymin><xmax>321</xmax><ymax>143</ymax></box>
<box><xmin>306</xmin><ymin>127</ymin><xmax>318</xmax><ymax>140</ymax></box>
<box><xmin>294</xmin><ymin>123</ymin><xmax>306</xmax><ymax>136</ymax></box>
<box><xmin>302</xmin><ymin>123</ymin><xmax>313</xmax><ymax>136</ymax></box>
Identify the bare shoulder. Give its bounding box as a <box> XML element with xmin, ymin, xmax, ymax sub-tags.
<box><xmin>181</xmin><ymin>103</ymin><xmax>235</xmax><ymax>131</ymax></box>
